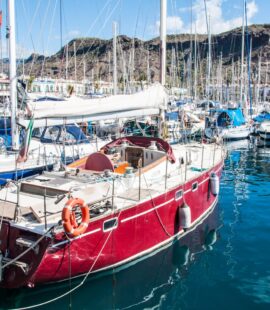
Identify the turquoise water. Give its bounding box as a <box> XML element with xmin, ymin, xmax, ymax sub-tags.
<box><xmin>1</xmin><ymin>140</ymin><xmax>270</xmax><ymax>310</ymax></box>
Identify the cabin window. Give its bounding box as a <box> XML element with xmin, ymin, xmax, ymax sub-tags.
<box><xmin>175</xmin><ymin>190</ymin><xmax>183</xmax><ymax>201</ymax></box>
<box><xmin>103</xmin><ymin>218</ymin><xmax>118</xmax><ymax>232</ymax></box>
<box><xmin>146</xmin><ymin>152</ymin><xmax>148</xmax><ymax>160</ymax></box>
<box><xmin>32</xmin><ymin>127</ymin><xmax>44</xmax><ymax>138</ymax></box>
<box><xmin>192</xmin><ymin>182</ymin><xmax>198</xmax><ymax>192</ymax></box>
<box><xmin>58</xmin><ymin>130</ymin><xmax>77</xmax><ymax>144</ymax></box>
<box><xmin>43</xmin><ymin>127</ymin><xmax>60</xmax><ymax>142</ymax></box>
<box><xmin>151</xmin><ymin>153</ymin><xmax>154</xmax><ymax>160</ymax></box>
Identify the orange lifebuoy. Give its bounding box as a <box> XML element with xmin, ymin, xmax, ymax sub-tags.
<box><xmin>62</xmin><ymin>198</ymin><xmax>90</xmax><ymax>237</ymax></box>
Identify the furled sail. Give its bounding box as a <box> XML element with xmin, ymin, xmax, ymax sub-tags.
<box><xmin>21</xmin><ymin>84</ymin><xmax>167</xmax><ymax>128</ymax></box>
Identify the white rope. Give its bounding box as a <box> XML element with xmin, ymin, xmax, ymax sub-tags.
<box><xmin>76</xmin><ymin>0</ymin><xmax>121</xmax><ymax>69</ymax></box>
<box><xmin>67</xmin><ymin>0</ymin><xmax>114</xmax><ymax>69</ymax></box>
<box><xmin>9</xmin><ymin>209</ymin><xmax>123</xmax><ymax>310</ymax></box>
<box><xmin>2</xmin><ymin>226</ymin><xmax>54</xmax><ymax>270</ymax></box>
<box><xmin>142</xmin><ymin>174</ymin><xmax>172</xmax><ymax>237</ymax></box>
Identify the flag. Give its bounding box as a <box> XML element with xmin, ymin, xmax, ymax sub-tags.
<box><xmin>17</xmin><ymin>118</ymin><xmax>34</xmax><ymax>163</ymax></box>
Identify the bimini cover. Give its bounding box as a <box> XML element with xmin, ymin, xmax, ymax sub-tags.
<box><xmin>217</xmin><ymin>108</ymin><xmax>246</xmax><ymax>127</ymax></box>
<box><xmin>39</xmin><ymin>124</ymin><xmax>89</xmax><ymax>144</ymax></box>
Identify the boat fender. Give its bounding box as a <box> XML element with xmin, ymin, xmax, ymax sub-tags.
<box><xmin>62</xmin><ymin>198</ymin><xmax>90</xmax><ymax>237</ymax></box>
<box><xmin>179</xmin><ymin>203</ymin><xmax>191</xmax><ymax>229</ymax></box>
<box><xmin>210</xmin><ymin>172</ymin><xmax>219</xmax><ymax>196</ymax></box>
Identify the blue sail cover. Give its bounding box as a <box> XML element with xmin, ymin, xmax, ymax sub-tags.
<box><xmin>217</xmin><ymin>108</ymin><xmax>246</xmax><ymax>127</ymax></box>
<box><xmin>253</xmin><ymin>112</ymin><xmax>270</xmax><ymax>123</ymax></box>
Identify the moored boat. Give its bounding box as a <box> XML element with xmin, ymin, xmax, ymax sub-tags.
<box><xmin>205</xmin><ymin>108</ymin><xmax>250</xmax><ymax>140</ymax></box>
<box><xmin>257</xmin><ymin>121</ymin><xmax>270</xmax><ymax>140</ymax></box>
<box><xmin>0</xmin><ymin>136</ymin><xmax>224</xmax><ymax>288</ymax></box>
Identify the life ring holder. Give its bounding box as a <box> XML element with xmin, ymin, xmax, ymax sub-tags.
<box><xmin>62</xmin><ymin>197</ymin><xmax>90</xmax><ymax>237</ymax></box>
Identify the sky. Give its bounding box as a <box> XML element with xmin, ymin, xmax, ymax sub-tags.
<box><xmin>0</xmin><ymin>0</ymin><xmax>269</xmax><ymax>58</ymax></box>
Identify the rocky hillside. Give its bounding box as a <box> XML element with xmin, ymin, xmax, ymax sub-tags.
<box><xmin>19</xmin><ymin>24</ymin><xmax>270</xmax><ymax>85</ymax></box>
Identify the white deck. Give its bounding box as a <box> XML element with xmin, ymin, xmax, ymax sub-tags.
<box><xmin>0</xmin><ymin>142</ymin><xmax>225</xmax><ymax>234</ymax></box>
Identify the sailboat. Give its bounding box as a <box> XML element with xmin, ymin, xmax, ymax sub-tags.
<box><xmin>0</xmin><ymin>0</ymin><xmax>58</xmax><ymax>185</ymax></box>
<box><xmin>0</xmin><ymin>0</ymin><xmax>224</xmax><ymax>290</ymax></box>
<box><xmin>205</xmin><ymin>107</ymin><xmax>250</xmax><ymax>140</ymax></box>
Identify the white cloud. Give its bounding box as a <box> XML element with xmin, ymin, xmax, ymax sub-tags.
<box><xmin>66</xmin><ymin>30</ymin><xmax>81</xmax><ymax>38</ymax></box>
<box><xmin>192</xmin><ymin>0</ymin><xmax>259</xmax><ymax>34</ymax></box>
<box><xmin>149</xmin><ymin>0</ymin><xmax>259</xmax><ymax>36</ymax></box>
<box><xmin>151</xmin><ymin>16</ymin><xmax>185</xmax><ymax>35</ymax></box>
<box><xmin>246</xmin><ymin>0</ymin><xmax>258</xmax><ymax>19</ymax></box>
<box><xmin>167</xmin><ymin>16</ymin><xmax>184</xmax><ymax>33</ymax></box>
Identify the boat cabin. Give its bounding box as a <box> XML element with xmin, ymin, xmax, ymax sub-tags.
<box><xmin>69</xmin><ymin>136</ymin><xmax>176</xmax><ymax>174</ymax></box>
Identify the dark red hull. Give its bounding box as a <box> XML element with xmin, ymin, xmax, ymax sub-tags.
<box><xmin>1</xmin><ymin>160</ymin><xmax>223</xmax><ymax>288</ymax></box>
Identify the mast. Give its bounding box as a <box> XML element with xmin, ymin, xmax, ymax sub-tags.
<box><xmin>256</xmin><ymin>52</ymin><xmax>261</xmax><ymax>107</ymax></box>
<box><xmin>189</xmin><ymin>0</ymin><xmax>193</xmax><ymax>97</ymax></box>
<box><xmin>194</xmin><ymin>24</ymin><xmax>197</xmax><ymax>102</ymax></box>
<box><xmin>73</xmin><ymin>41</ymin><xmax>77</xmax><ymax>81</ymax></box>
<box><xmin>131</xmin><ymin>38</ymin><xmax>134</xmax><ymax>89</ymax></box>
<box><xmin>160</xmin><ymin>0</ymin><xmax>166</xmax><ymax>86</ymax></box>
<box><xmin>113</xmin><ymin>21</ymin><xmax>117</xmax><ymax>95</ymax></box>
<box><xmin>245</xmin><ymin>0</ymin><xmax>252</xmax><ymax>117</ymax></box>
<box><xmin>207</xmin><ymin>16</ymin><xmax>211</xmax><ymax>105</ymax></box>
<box><xmin>8</xmin><ymin>0</ymin><xmax>19</xmax><ymax>150</ymax></box>
<box><xmin>147</xmin><ymin>49</ymin><xmax>150</xmax><ymax>84</ymax></box>
<box><xmin>83</xmin><ymin>57</ymin><xmax>86</xmax><ymax>82</ymax></box>
<box><xmin>219</xmin><ymin>52</ymin><xmax>223</xmax><ymax>103</ymax></box>
<box><xmin>108</xmin><ymin>50</ymin><xmax>111</xmax><ymax>84</ymax></box>
<box><xmin>65</xmin><ymin>43</ymin><xmax>69</xmax><ymax>80</ymax></box>
<box><xmin>240</xmin><ymin>0</ymin><xmax>245</xmax><ymax>103</ymax></box>
<box><xmin>204</xmin><ymin>0</ymin><xmax>211</xmax><ymax>107</ymax></box>
<box><xmin>0</xmin><ymin>6</ymin><xmax>3</xmax><ymax>74</ymax></box>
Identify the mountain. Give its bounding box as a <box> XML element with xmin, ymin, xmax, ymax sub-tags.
<box><xmin>18</xmin><ymin>24</ymin><xmax>270</xmax><ymax>85</ymax></box>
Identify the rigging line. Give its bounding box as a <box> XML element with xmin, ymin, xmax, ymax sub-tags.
<box><xmin>10</xmin><ymin>208</ymin><xmax>124</xmax><ymax>310</ymax></box>
<box><xmin>76</xmin><ymin>0</ymin><xmax>121</xmax><ymax>70</ymax></box>
<box><xmin>66</xmin><ymin>0</ymin><xmax>114</xmax><ymax>70</ymax></box>
<box><xmin>36</xmin><ymin>0</ymin><xmax>52</xmax><ymax>61</ymax></box>
<box><xmin>17</xmin><ymin>0</ymin><xmax>42</xmax><ymax>63</ymax></box>
<box><xmin>26</xmin><ymin>0</ymin><xmax>52</xmax><ymax>79</ymax></box>
<box><xmin>41</xmin><ymin>1</ymin><xmax>57</xmax><ymax>77</ymax></box>
<box><xmin>142</xmin><ymin>174</ymin><xmax>172</xmax><ymax>237</ymax></box>
<box><xmin>133</xmin><ymin>0</ymin><xmax>143</xmax><ymax>38</ymax></box>
<box><xmin>41</xmin><ymin>0</ymin><xmax>58</xmax><ymax>78</ymax></box>
<box><xmin>2</xmin><ymin>225</ymin><xmax>54</xmax><ymax>270</ymax></box>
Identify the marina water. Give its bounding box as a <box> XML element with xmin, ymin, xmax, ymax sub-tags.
<box><xmin>0</xmin><ymin>139</ymin><xmax>270</xmax><ymax>310</ymax></box>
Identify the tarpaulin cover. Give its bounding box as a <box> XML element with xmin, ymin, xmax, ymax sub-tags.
<box><xmin>217</xmin><ymin>108</ymin><xmax>246</xmax><ymax>127</ymax></box>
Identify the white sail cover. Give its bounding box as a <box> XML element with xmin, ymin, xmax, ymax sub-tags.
<box><xmin>28</xmin><ymin>84</ymin><xmax>167</xmax><ymax>120</ymax></box>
